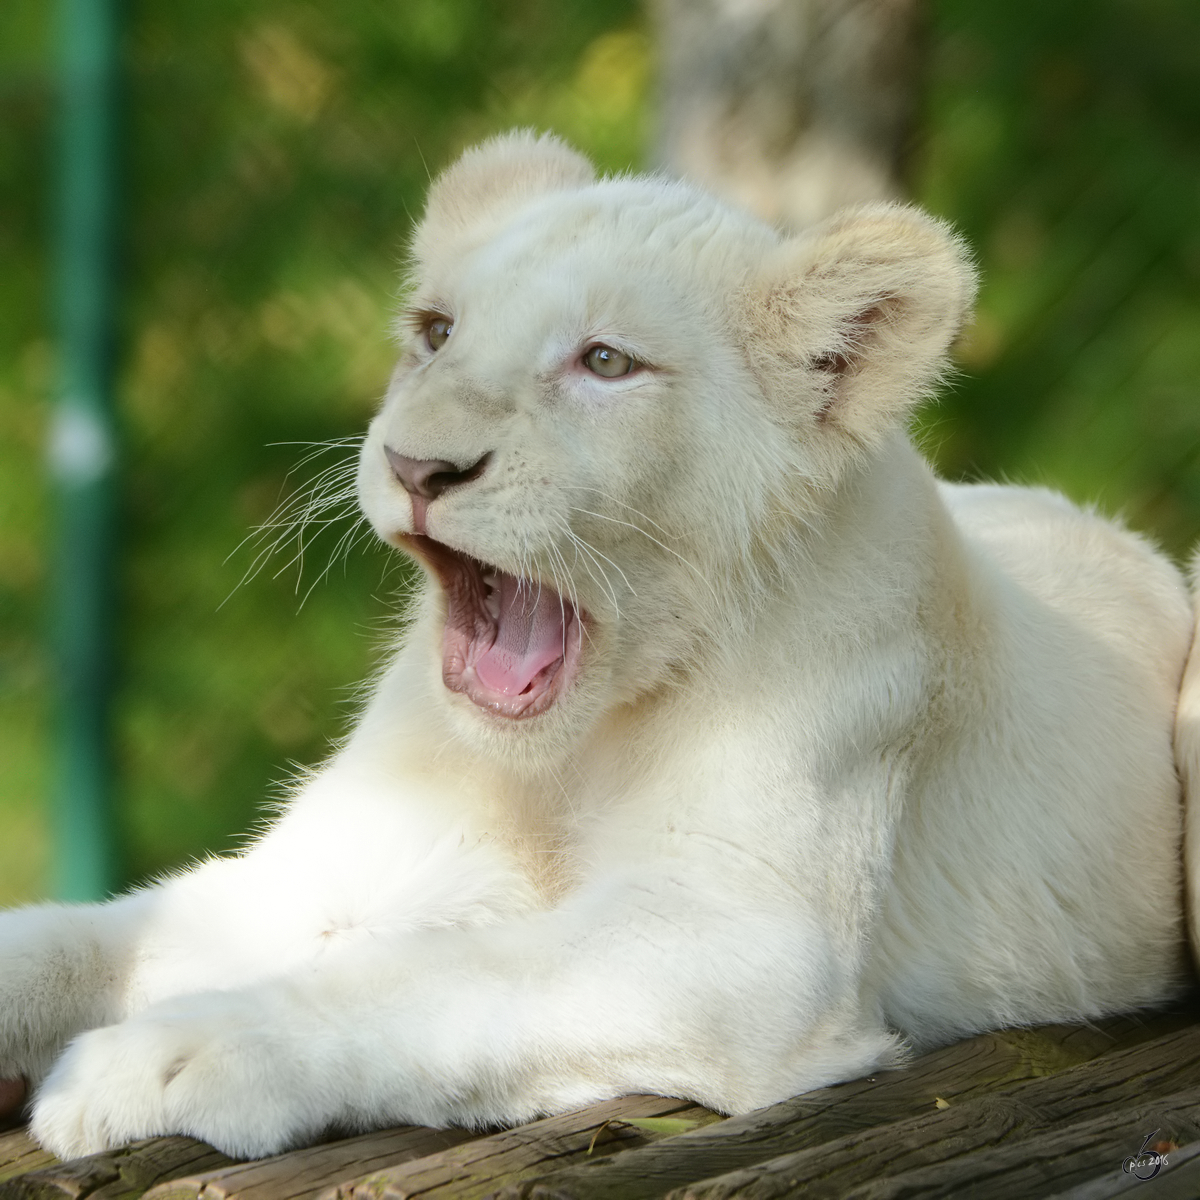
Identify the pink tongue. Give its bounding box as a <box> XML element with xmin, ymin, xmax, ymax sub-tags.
<box><xmin>474</xmin><ymin>574</ymin><xmax>568</xmax><ymax>696</ymax></box>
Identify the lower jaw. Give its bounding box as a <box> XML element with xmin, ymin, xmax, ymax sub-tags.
<box><xmin>393</xmin><ymin>534</ymin><xmax>585</xmax><ymax>720</ymax></box>
<box><xmin>443</xmin><ymin>612</ymin><xmax>582</xmax><ymax>720</ymax></box>
<box><xmin>448</xmin><ymin>680</ymin><xmax>561</xmax><ymax>719</ymax></box>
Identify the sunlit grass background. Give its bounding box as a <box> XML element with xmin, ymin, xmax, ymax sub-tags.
<box><xmin>1</xmin><ymin>0</ymin><xmax>1198</xmax><ymax>903</ymax></box>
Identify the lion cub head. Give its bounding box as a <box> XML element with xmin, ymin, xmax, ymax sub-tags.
<box><xmin>358</xmin><ymin>131</ymin><xmax>974</xmax><ymax>756</ymax></box>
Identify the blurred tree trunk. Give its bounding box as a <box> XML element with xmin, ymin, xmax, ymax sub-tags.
<box><xmin>652</xmin><ymin>0</ymin><xmax>924</xmax><ymax>231</ymax></box>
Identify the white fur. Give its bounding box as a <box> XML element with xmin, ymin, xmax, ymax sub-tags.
<box><xmin>3</xmin><ymin>131</ymin><xmax>1196</xmax><ymax>1160</ymax></box>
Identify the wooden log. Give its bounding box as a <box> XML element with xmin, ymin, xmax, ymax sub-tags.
<box><xmin>493</xmin><ymin>1010</ymin><xmax>1197</xmax><ymax>1200</ymax></box>
<box><xmin>140</xmin><ymin>1128</ymin><xmax>476</xmax><ymax>1200</ymax></box>
<box><xmin>1052</xmin><ymin>1139</ymin><xmax>1200</xmax><ymax>1199</ymax></box>
<box><xmin>664</xmin><ymin>1024</ymin><xmax>1200</xmax><ymax>1199</ymax></box>
<box><xmin>833</xmin><ymin>1096</ymin><xmax>1200</xmax><ymax>1199</ymax></box>
<box><xmin>0</xmin><ymin>1132</ymin><xmax>57</xmax><ymax>1184</ymax></box>
<box><xmin>1</xmin><ymin>1008</ymin><xmax>1192</xmax><ymax>1200</ymax></box>
<box><xmin>0</xmin><ymin>1138</ymin><xmax>233</xmax><ymax>1200</ymax></box>
<box><xmin>319</xmin><ymin>1097</ymin><xmax>718</xmax><ymax>1200</ymax></box>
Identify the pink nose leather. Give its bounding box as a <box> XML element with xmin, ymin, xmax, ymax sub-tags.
<box><xmin>385</xmin><ymin>448</ymin><xmax>491</xmax><ymax>500</ymax></box>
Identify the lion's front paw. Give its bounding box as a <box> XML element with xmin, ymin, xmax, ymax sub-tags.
<box><xmin>30</xmin><ymin>991</ymin><xmax>330</xmax><ymax>1159</ymax></box>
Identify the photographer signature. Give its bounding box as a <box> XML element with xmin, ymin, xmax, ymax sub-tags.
<box><xmin>1122</xmin><ymin>1129</ymin><xmax>1172</xmax><ymax>1181</ymax></box>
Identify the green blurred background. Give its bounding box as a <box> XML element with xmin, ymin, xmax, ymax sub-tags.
<box><xmin>1</xmin><ymin>0</ymin><xmax>1198</xmax><ymax>904</ymax></box>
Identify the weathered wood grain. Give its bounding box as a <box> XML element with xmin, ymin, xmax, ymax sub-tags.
<box><xmin>0</xmin><ymin>1138</ymin><xmax>234</xmax><ymax>1200</ymax></box>
<box><xmin>665</xmin><ymin>1024</ymin><xmax>1200</xmax><ymax>1199</ymax></box>
<box><xmin>1050</xmin><ymin>1139</ymin><xmax>1200</xmax><ymax>1199</ymax></box>
<box><xmin>140</xmin><ymin>1128</ymin><xmax>476</xmax><ymax>1200</ymax></box>
<box><xmin>321</xmin><ymin>1096</ymin><xmax>718</xmax><ymax>1200</ymax></box>
<box><xmin>833</xmin><ymin>1095</ymin><xmax>1200</xmax><ymax>1198</ymax></box>
<box><xmin>0</xmin><ymin>1131</ymin><xmax>57</xmax><ymax>1184</ymax></box>
<box><xmin>493</xmin><ymin>1009</ymin><xmax>1196</xmax><ymax>1200</ymax></box>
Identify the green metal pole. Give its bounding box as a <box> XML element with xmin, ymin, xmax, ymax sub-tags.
<box><xmin>49</xmin><ymin>0</ymin><xmax>121</xmax><ymax>900</ymax></box>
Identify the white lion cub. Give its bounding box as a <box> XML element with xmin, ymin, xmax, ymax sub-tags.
<box><xmin>3</xmin><ymin>131</ymin><xmax>1200</xmax><ymax>1160</ymax></box>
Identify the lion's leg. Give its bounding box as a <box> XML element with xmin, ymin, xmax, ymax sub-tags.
<box><xmin>28</xmin><ymin>866</ymin><xmax>892</xmax><ymax>1159</ymax></box>
<box><xmin>0</xmin><ymin>893</ymin><xmax>154</xmax><ymax>1091</ymax></box>
<box><xmin>1</xmin><ymin>749</ymin><xmax>532</xmax><ymax>1112</ymax></box>
<box><xmin>120</xmin><ymin>759</ymin><xmax>536</xmax><ymax>1012</ymax></box>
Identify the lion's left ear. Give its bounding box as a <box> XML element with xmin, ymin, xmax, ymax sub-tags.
<box><xmin>741</xmin><ymin>204</ymin><xmax>976</xmax><ymax>456</ymax></box>
<box><xmin>412</xmin><ymin>131</ymin><xmax>595</xmax><ymax>273</ymax></box>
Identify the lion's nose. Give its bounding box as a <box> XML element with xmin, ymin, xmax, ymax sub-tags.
<box><xmin>384</xmin><ymin>448</ymin><xmax>491</xmax><ymax>500</ymax></box>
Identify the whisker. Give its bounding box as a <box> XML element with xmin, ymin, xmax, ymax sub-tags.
<box><xmin>568</xmin><ymin>529</ymin><xmax>635</xmax><ymax>601</ymax></box>
<box><xmin>562</xmin><ymin>528</ymin><xmax>621</xmax><ymax>616</ymax></box>
<box><xmin>221</xmin><ymin>437</ymin><xmax>372</xmax><ymax>610</ymax></box>
<box><xmin>559</xmin><ymin>485</ymin><xmax>678</xmax><ymax>540</ymax></box>
<box><xmin>569</xmin><ymin>507</ymin><xmax>718</xmax><ymax>602</ymax></box>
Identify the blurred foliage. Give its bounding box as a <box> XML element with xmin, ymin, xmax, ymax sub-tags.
<box><xmin>915</xmin><ymin>0</ymin><xmax>1200</xmax><ymax>548</ymax></box>
<box><xmin>0</xmin><ymin>0</ymin><xmax>1196</xmax><ymax>903</ymax></box>
<box><xmin>0</xmin><ymin>0</ymin><xmax>647</xmax><ymax>902</ymax></box>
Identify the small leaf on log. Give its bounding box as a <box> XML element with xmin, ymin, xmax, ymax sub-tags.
<box><xmin>612</xmin><ymin>1119</ymin><xmax>706</xmax><ymax>1137</ymax></box>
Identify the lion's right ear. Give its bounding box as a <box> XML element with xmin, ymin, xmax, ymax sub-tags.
<box><xmin>740</xmin><ymin>204</ymin><xmax>976</xmax><ymax>469</ymax></box>
<box><xmin>411</xmin><ymin>131</ymin><xmax>595</xmax><ymax>272</ymax></box>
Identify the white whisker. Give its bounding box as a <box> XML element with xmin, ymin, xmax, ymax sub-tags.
<box><xmin>569</xmin><ymin>507</ymin><xmax>718</xmax><ymax>602</ymax></box>
<box><xmin>221</xmin><ymin>438</ymin><xmax>371</xmax><ymax>610</ymax></box>
<box><xmin>559</xmin><ymin>485</ymin><xmax>679</xmax><ymax>540</ymax></box>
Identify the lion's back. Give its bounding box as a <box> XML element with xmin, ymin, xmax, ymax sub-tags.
<box><xmin>939</xmin><ymin>479</ymin><xmax>1191</xmax><ymax>688</ymax></box>
<box><xmin>871</xmin><ymin>479</ymin><xmax>1194</xmax><ymax>1046</ymax></box>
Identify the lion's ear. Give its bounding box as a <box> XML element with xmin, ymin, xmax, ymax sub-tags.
<box><xmin>412</xmin><ymin>131</ymin><xmax>595</xmax><ymax>271</ymax></box>
<box><xmin>742</xmin><ymin>204</ymin><xmax>976</xmax><ymax>456</ymax></box>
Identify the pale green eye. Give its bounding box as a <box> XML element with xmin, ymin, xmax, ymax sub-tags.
<box><xmin>426</xmin><ymin>318</ymin><xmax>453</xmax><ymax>351</ymax></box>
<box><xmin>584</xmin><ymin>344</ymin><xmax>634</xmax><ymax>378</ymax></box>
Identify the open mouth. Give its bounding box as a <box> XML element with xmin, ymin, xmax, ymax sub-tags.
<box><xmin>401</xmin><ymin>535</ymin><xmax>584</xmax><ymax>719</ymax></box>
